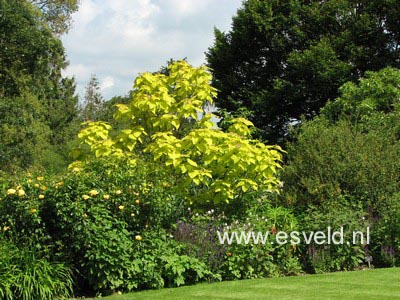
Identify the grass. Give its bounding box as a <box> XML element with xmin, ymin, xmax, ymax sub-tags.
<box><xmin>104</xmin><ymin>268</ymin><xmax>400</xmax><ymax>300</ymax></box>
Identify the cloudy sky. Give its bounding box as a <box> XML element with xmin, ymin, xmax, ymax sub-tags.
<box><xmin>62</xmin><ymin>0</ymin><xmax>243</xmax><ymax>100</ymax></box>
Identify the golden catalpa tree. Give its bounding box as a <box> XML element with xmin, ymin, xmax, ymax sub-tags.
<box><xmin>74</xmin><ymin>61</ymin><xmax>283</xmax><ymax>204</ymax></box>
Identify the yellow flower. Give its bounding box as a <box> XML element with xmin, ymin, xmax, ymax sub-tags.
<box><xmin>18</xmin><ymin>189</ymin><xmax>25</xmax><ymax>197</ymax></box>
<box><xmin>38</xmin><ymin>194</ymin><xmax>45</xmax><ymax>199</ymax></box>
<box><xmin>82</xmin><ymin>195</ymin><xmax>90</xmax><ymax>200</ymax></box>
<box><xmin>37</xmin><ymin>176</ymin><xmax>44</xmax><ymax>181</ymax></box>
<box><xmin>30</xmin><ymin>208</ymin><xmax>37</xmax><ymax>214</ymax></box>
<box><xmin>34</xmin><ymin>184</ymin><xmax>40</xmax><ymax>188</ymax></box>
<box><xmin>135</xmin><ymin>199</ymin><xmax>140</xmax><ymax>204</ymax></box>
<box><xmin>72</xmin><ymin>167</ymin><xmax>80</xmax><ymax>173</ymax></box>
<box><xmin>89</xmin><ymin>190</ymin><xmax>99</xmax><ymax>196</ymax></box>
<box><xmin>16</xmin><ymin>185</ymin><xmax>22</xmax><ymax>190</ymax></box>
<box><xmin>162</xmin><ymin>182</ymin><xmax>170</xmax><ymax>187</ymax></box>
<box><xmin>115</xmin><ymin>190</ymin><xmax>122</xmax><ymax>195</ymax></box>
<box><xmin>83</xmin><ymin>213</ymin><xmax>88</xmax><ymax>218</ymax></box>
<box><xmin>55</xmin><ymin>182</ymin><xmax>64</xmax><ymax>189</ymax></box>
<box><xmin>118</xmin><ymin>205</ymin><xmax>125</xmax><ymax>210</ymax></box>
<box><xmin>135</xmin><ymin>235</ymin><xmax>142</xmax><ymax>241</ymax></box>
<box><xmin>7</xmin><ymin>189</ymin><xmax>16</xmax><ymax>195</ymax></box>
<box><xmin>2</xmin><ymin>226</ymin><xmax>10</xmax><ymax>232</ymax></box>
<box><xmin>103</xmin><ymin>194</ymin><xmax>110</xmax><ymax>200</ymax></box>
<box><xmin>27</xmin><ymin>179</ymin><xmax>33</xmax><ymax>183</ymax></box>
<box><xmin>40</xmin><ymin>186</ymin><xmax>47</xmax><ymax>191</ymax></box>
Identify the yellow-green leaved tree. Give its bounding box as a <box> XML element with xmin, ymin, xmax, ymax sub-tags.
<box><xmin>75</xmin><ymin>61</ymin><xmax>283</xmax><ymax>204</ymax></box>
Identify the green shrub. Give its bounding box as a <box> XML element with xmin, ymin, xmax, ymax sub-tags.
<box><xmin>130</xmin><ymin>230</ymin><xmax>215</xmax><ymax>290</ymax></box>
<box><xmin>0</xmin><ymin>180</ymin><xmax>48</xmax><ymax>249</ymax></box>
<box><xmin>283</xmin><ymin>121</ymin><xmax>399</xmax><ymax>268</ymax></box>
<box><xmin>298</xmin><ymin>200</ymin><xmax>368</xmax><ymax>273</ymax></box>
<box><xmin>0</xmin><ymin>156</ymin><xmax>213</xmax><ymax>295</ymax></box>
<box><xmin>283</xmin><ymin>112</ymin><xmax>400</xmax><ymax>267</ymax></box>
<box><xmin>40</xmin><ymin>157</ymin><xmax>185</xmax><ymax>294</ymax></box>
<box><xmin>77</xmin><ymin>205</ymin><xmax>137</xmax><ymax>294</ymax></box>
<box><xmin>369</xmin><ymin>193</ymin><xmax>400</xmax><ymax>267</ymax></box>
<box><xmin>283</xmin><ymin>68</ymin><xmax>400</xmax><ymax>269</ymax></box>
<box><xmin>283</xmin><ymin>115</ymin><xmax>400</xmax><ymax>209</ymax></box>
<box><xmin>220</xmin><ymin>206</ymin><xmax>302</xmax><ymax>279</ymax></box>
<box><xmin>174</xmin><ymin>205</ymin><xmax>302</xmax><ymax>280</ymax></box>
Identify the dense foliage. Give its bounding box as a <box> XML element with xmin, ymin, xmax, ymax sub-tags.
<box><xmin>283</xmin><ymin>68</ymin><xmax>400</xmax><ymax>269</ymax></box>
<box><xmin>0</xmin><ymin>62</ymin><xmax>287</xmax><ymax>297</ymax></box>
<box><xmin>207</xmin><ymin>0</ymin><xmax>400</xmax><ymax>143</ymax></box>
<box><xmin>1</xmin><ymin>1</ymin><xmax>399</xmax><ymax>298</ymax></box>
<box><xmin>0</xmin><ymin>158</ymin><xmax>211</xmax><ymax>295</ymax></box>
<box><xmin>0</xmin><ymin>241</ymin><xmax>73</xmax><ymax>300</ymax></box>
<box><xmin>75</xmin><ymin>61</ymin><xmax>283</xmax><ymax>206</ymax></box>
<box><xmin>0</xmin><ymin>0</ymin><xmax>79</xmax><ymax>173</ymax></box>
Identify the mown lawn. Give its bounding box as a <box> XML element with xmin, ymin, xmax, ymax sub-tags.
<box><xmin>104</xmin><ymin>268</ymin><xmax>400</xmax><ymax>300</ymax></box>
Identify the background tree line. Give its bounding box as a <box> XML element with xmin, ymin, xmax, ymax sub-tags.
<box><xmin>0</xmin><ymin>0</ymin><xmax>110</xmax><ymax>174</ymax></box>
<box><xmin>207</xmin><ymin>0</ymin><xmax>400</xmax><ymax>143</ymax></box>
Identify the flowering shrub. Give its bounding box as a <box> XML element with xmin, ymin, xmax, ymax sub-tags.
<box><xmin>0</xmin><ymin>156</ymin><xmax>216</xmax><ymax>295</ymax></box>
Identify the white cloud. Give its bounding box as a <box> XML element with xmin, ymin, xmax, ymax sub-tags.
<box><xmin>72</xmin><ymin>0</ymin><xmax>101</xmax><ymax>31</ymax></box>
<box><xmin>100</xmin><ymin>76</ymin><xmax>115</xmax><ymax>91</ymax></box>
<box><xmin>62</xmin><ymin>0</ymin><xmax>242</xmax><ymax>99</ymax></box>
<box><xmin>106</xmin><ymin>0</ymin><xmax>159</xmax><ymax>40</ymax></box>
<box><xmin>163</xmin><ymin>0</ymin><xmax>213</xmax><ymax>15</ymax></box>
<box><xmin>62</xmin><ymin>63</ymin><xmax>91</xmax><ymax>81</ymax></box>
